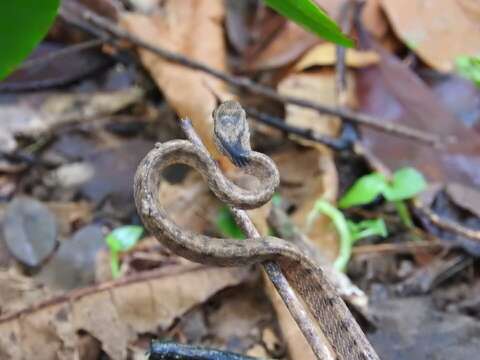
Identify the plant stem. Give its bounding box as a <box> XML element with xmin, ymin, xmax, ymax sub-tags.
<box><xmin>110</xmin><ymin>251</ymin><xmax>120</xmax><ymax>278</ymax></box>
<box><xmin>308</xmin><ymin>200</ymin><xmax>352</xmax><ymax>272</ymax></box>
<box><xmin>394</xmin><ymin>200</ymin><xmax>414</xmax><ymax>228</ymax></box>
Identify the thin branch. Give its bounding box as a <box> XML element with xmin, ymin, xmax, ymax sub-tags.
<box><xmin>60</xmin><ymin>3</ymin><xmax>442</xmax><ymax>147</ymax></box>
<box><xmin>245</xmin><ymin>107</ymin><xmax>352</xmax><ymax>150</ymax></box>
<box><xmin>414</xmin><ymin>200</ymin><xmax>480</xmax><ymax>242</ymax></box>
<box><xmin>19</xmin><ymin>39</ymin><xmax>104</xmax><ymax>70</ymax></box>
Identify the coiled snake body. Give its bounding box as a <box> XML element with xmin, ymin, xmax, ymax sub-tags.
<box><xmin>134</xmin><ymin>101</ymin><xmax>378</xmax><ymax>360</ymax></box>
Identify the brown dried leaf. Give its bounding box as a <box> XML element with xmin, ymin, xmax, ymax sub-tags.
<box><xmin>0</xmin><ymin>88</ymin><xmax>143</xmax><ymax>153</ymax></box>
<box><xmin>361</xmin><ymin>0</ymin><xmax>389</xmax><ymax>39</ymax></box>
<box><xmin>121</xmin><ymin>1</ymin><xmax>231</xmax><ymax>165</ymax></box>
<box><xmin>278</xmin><ymin>71</ymin><xmax>355</xmax><ymax>149</ymax></box>
<box><xmin>380</xmin><ymin>0</ymin><xmax>480</xmax><ymax>71</ymax></box>
<box><xmin>263</xmin><ymin>278</ymin><xmax>317</xmax><ymax>360</ymax></box>
<box><xmin>0</xmin><ymin>265</ymin><xmax>249</xmax><ymax>360</ymax></box>
<box><xmin>446</xmin><ymin>183</ymin><xmax>480</xmax><ymax>219</ymax></box>
<box><xmin>356</xmin><ymin>45</ymin><xmax>480</xmax><ymax>187</ymax></box>
<box><xmin>245</xmin><ymin>22</ymin><xmax>319</xmax><ymax>71</ymax></box>
<box><xmin>273</xmin><ymin>146</ymin><xmax>339</xmax><ymax>263</ymax></box>
<box><xmin>294</xmin><ymin>43</ymin><xmax>379</xmax><ymax>71</ymax></box>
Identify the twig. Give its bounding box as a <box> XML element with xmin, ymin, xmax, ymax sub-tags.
<box><xmin>245</xmin><ymin>107</ymin><xmax>352</xmax><ymax>150</ymax></box>
<box><xmin>180</xmin><ymin>119</ymin><xmax>334</xmax><ymax>360</ymax></box>
<box><xmin>19</xmin><ymin>39</ymin><xmax>104</xmax><ymax>70</ymax></box>
<box><xmin>59</xmin><ymin>4</ymin><xmax>442</xmax><ymax>147</ymax></box>
<box><xmin>414</xmin><ymin>201</ymin><xmax>480</xmax><ymax>242</ymax></box>
<box><xmin>352</xmin><ymin>241</ymin><xmax>444</xmax><ymax>255</ymax></box>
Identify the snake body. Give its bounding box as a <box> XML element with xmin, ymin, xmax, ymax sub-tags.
<box><xmin>134</xmin><ymin>102</ymin><xmax>379</xmax><ymax>360</ymax></box>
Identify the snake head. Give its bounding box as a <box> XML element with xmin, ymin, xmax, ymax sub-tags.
<box><xmin>213</xmin><ymin>100</ymin><xmax>252</xmax><ymax>168</ymax></box>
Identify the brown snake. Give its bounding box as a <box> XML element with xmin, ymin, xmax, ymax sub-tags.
<box><xmin>134</xmin><ymin>101</ymin><xmax>379</xmax><ymax>360</ymax></box>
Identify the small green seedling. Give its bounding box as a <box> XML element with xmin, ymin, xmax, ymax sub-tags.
<box><xmin>105</xmin><ymin>225</ymin><xmax>144</xmax><ymax>278</ymax></box>
<box><xmin>262</xmin><ymin>0</ymin><xmax>353</xmax><ymax>47</ymax></box>
<box><xmin>306</xmin><ymin>200</ymin><xmax>387</xmax><ymax>271</ymax></box>
<box><xmin>338</xmin><ymin>167</ymin><xmax>427</xmax><ymax>227</ymax></box>
<box><xmin>455</xmin><ymin>55</ymin><xmax>480</xmax><ymax>88</ymax></box>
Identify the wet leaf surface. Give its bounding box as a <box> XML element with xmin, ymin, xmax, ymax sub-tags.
<box><xmin>368</xmin><ymin>297</ymin><xmax>480</xmax><ymax>360</ymax></box>
<box><xmin>2</xmin><ymin>197</ymin><xmax>57</xmax><ymax>267</ymax></box>
<box><xmin>36</xmin><ymin>224</ymin><xmax>106</xmax><ymax>290</ymax></box>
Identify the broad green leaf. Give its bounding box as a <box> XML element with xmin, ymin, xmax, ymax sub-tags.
<box><xmin>216</xmin><ymin>207</ymin><xmax>245</xmax><ymax>240</ymax></box>
<box><xmin>455</xmin><ymin>55</ymin><xmax>480</xmax><ymax>88</ymax></box>
<box><xmin>262</xmin><ymin>0</ymin><xmax>354</xmax><ymax>48</ymax></box>
<box><xmin>338</xmin><ymin>173</ymin><xmax>387</xmax><ymax>208</ymax></box>
<box><xmin>0</xmin><ymin>0</ymin><xmax>60</xmax><ymax>80</ymax></box>
<box><xmin>105</xmin><ymin>225</ymin><xmax>144</xmax><ymax>253</ymax></box>
<box><xmin>384</xmin><ymin>167</ymin><xmax>427</xmax><ymax>201</ymax></box>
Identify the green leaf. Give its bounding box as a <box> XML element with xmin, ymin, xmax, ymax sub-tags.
<box><xmin>347</xmin><ymin>218</ymin><xmax>387</xmax><ymax>242</ymax></box>
<box><xmin>262</xmin><ymin>0</ymin><xmax>354</xmax><ymax>48</ymax></box>
<box><xmin>216</xmin><ymin>207</ymin><xmax>245</xmax><ymax>240</ymax></box>
<box><xmin>105</xmin><ymin>225</ymin><xmax>144</xmax><ymax>253</ymax></box>
<box><xmin>455</xmin><ymin>55</ymin><xmax>480</xmax><ymax>88</ymax></box>
<box><xmin>384</xmin><ymin>167</ymin><xmax>427</xmax><ymax>201</ymax></box>
<box><xmin>338</xmin><ymin>173</ymin><xmax>387</xmax><ymax>208</ymax></box>
<box><xmin>0</xmin><ymin>1</ymin><xmax>60</xmax><ymax>80</ymax></box>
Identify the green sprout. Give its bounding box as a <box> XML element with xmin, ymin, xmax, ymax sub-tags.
<box><xmin>105</xmin><ymin>225</ymin><xmax>144</xmax><ymax>278</ymax></box>
<box><xmin>455</xmin><ymin>55</ymin><xmax>480</xmax><ymax>88</ymax></box>
<box><xmin>338</xmin><ymin>167</ymin><xmax>427</xmax><ymax>228</ymax></box>
<box><xmin>306</xmin><ymin>200</ymin><xmax>387</xmax><ymax>271</ymax></box>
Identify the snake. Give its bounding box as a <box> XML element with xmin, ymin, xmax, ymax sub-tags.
<box><xmin>134</xmin><ymin>101</ymin><xmax>379</xmax><ymax>360</ymax></box>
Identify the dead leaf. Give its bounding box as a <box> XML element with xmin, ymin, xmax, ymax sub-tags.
<box><xmin>295</xmin><ymin>43</ymin><xmax>379</xmax><ymax>71</ymax></box>
<box><xmin>244</xmin><ymin>21</ymin><xmax>319</xmax><ymax>71</ymax></box>
<box><xmin>0</xmin><ymin>88</ymin><xmax>144</xmax><ymax>153</ymax></box>
<box><xmin>273</xmin><ymin>146</ymin><xmax>339</xmax><ymax>264</ymax></box>
<box><xmin>361</xmin><ymin>0</ymin><xmax>389</xmax><ymax>40</ymax></box>
<box><xmin>239</xmin><ymin>0</ymin><xmax>345</xmax><ymax>71</ymax></box>
<box><xmin>36</xmin><ymin>225</ymin><xmax>107</xmax><ymax>291</ymax></box>
<box><xmin>278</xmin><ymin>71</ymin><xmax>356</xmax><ymax>149</ymax></box>
<box><xmin>380</xmin><ymin>0</ymin><xmax>480</xmax><ymax>71</ymax></box>
<box><xmin>0</xmin><ymin>269</ymin><xmax>52</xmax><ymax>316</ymax></box>
<box><xmin>0</xmin><ymin>265</ymin><xmax>249</xmax><ymax>360</ymax></box>
<box><xmin>446</xmin><ymin>183</ymin><xmax>480</xmax><ymax>218</ymax></box>
<box><xmin>121</xmin><ymin>1</ymin><xmax>231</xmax><ymax>164</ymax></box>
<box><xmin>2</xmin><ymin>197</ymin><xmax>58</xmax><ymax>267</ymax></box>
<box><xmin>0</xmin><ymin>41</ymin><xmax>113</xmax><ymax>93</ymax></box>
<box><xmin>263</xmin><ymin>278</ymin><xmax>317</xmax><ymax>360</ymax></box>
<box><xmin>356</xmin><ymin>39</ymin><xmax>480</xmax><ymax>187</ymax></box>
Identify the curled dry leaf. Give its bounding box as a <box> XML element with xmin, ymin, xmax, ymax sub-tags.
<box><xmin>0</xmin><ymin>265</ymin><xmax>249</xmax><ymax>360</ymax></box>
<box><xmin>380</xmin><ymin>0</ymin><xmax>480</xmax><ymax>71</ymax></box>
<box><xmin>121</xmin><ymin>0</ymin><xmax>232</xmax><ymax>165</ymax></box>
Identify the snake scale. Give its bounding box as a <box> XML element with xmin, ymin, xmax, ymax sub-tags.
<box><xmin>134</xmin><ymin>101</ymin><xmax>379</xmax><ymax>360</ymax></box>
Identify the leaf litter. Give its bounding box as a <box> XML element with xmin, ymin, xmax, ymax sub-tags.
<box><xmin>0</xmin><ymin>0</ymin><xmax>480</xmax><ymax>358</ymax></box>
